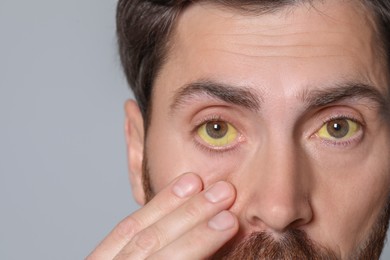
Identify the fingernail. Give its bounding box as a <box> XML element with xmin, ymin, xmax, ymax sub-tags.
<box><xmin>204</xmin><ymin>181</ymin><xmax>232</xmax><ymax>203</ymax></box>
<box><xmin>172</xmin><ymin>174</ymin><xmax>200</xmax><ymax>198</ymax></box>
<box><xmin>208</xmin><ymin>211</ymin><xmax>235</xmax><ymax>231</ymax></box>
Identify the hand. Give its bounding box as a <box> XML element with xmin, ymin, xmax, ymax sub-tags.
<box><xmin>87</xmin><ymin>173</ymin><xmax>238</xmax><ymax>259</ymax></box>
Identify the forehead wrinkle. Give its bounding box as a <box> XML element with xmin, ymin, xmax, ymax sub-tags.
<box><xmin>209</xmin><ymin>47</ymin><xmax>351</xmax><ymax>59</ymax></box>
<box><xmin>176</xmin><ymin>0</ymin><xmax>378</xmax><ymax>60</ymax></box>
<box><xmin>198</xmin><ymin>28</ymin><xmax>365</xmax><ymax>62</ymax></box>
<box><xmin>169</xmin><ymin>80</ymin><xmax>262</xmax><ymax>115</ymax></box>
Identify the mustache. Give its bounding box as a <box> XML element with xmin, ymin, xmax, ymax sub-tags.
<box><xmin>211</xmin><ymin>229</ymin><xmax>338</xmax><ymax>260</ymax></box>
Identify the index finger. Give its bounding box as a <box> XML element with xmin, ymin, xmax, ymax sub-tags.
<box><xmin>86</xmin><ymin>172</ymin><xmax>203</xmax><ymax>260</ymax></box>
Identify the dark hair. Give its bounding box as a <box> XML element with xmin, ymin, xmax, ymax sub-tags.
<box><xmin>116</xmin><ymin>0</ymin><xmax>390</xmax><ymax>125</ymax></box>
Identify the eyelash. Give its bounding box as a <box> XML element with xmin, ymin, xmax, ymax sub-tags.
<box><xmin>191</xmin><ymin>114</ymin><xmax>243</xmax><ymax>154</ymax></box>
<box><xmin>314</xmin><ymin>114</ymin><xmax>365</xmax><ymax>147</ymax></box>
<box><xmin>191</xmin><ymin>112</ymin><xmax>365</xmax><ymax>154</ymax></box>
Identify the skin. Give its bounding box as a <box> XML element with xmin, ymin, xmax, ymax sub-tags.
<box><xmin>88</xmin><ymin>0</ymin><xmax>390</xmax><ymax>259</ymax></box>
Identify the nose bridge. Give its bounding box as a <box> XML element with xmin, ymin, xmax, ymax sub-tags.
<box><xmin>239</xmin><ymin>134</ymin><xmax>312</xmax><ymax>233</ymax></box>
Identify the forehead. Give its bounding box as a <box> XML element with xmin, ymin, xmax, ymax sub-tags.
<box><xmin>152</xmin><ymin>0</ymin><xmax>387</xmax><ymax>111</ymax></box>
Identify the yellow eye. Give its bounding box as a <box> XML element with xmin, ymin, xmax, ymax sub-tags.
<box><xmin>317</xmin><ymin>118</ymin><xmax>360</xmax><ymax>140</ymax></box>
<box><xmin>197</xmin><ymin>121</ymin><xmax>238</xmax><ymax>147</ymax></box>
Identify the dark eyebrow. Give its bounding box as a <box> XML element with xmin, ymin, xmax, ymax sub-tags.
<box><xmin>303</xmin><ymin>82</ymin><xmax>390</xmax><ymax>118</ymax></box>
<box><xmin>170</xmin><ymin>80</ymin><xmax>390</xmax><ymax>119</ymax></box>
<box><xmin>170</xmin><ymin>80</ymin><xmax>261</xmax><ymax>114</ymax></box>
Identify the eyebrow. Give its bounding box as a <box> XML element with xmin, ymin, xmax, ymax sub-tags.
<box><xmin>170</xmin><ymin>80</ymin><xmax>261</xmax><ymax>114</ymax></box>
<box><xmin>303</xmin><ymin>82</ymin><xmax>389</xmax><ymax>117</ymax></box>
<box><xmin>170</xmin><ymin>80</ymin><xmax>389</xmax><ymax>118</ymax></box>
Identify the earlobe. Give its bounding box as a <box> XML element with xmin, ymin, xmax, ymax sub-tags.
<box><xmin>124</xmin><ymin>100</ymin><xmax>146</xmax><ymax>205</ymax></box>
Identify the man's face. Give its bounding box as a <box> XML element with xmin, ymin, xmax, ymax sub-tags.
<box><xmin>139</xmin><ymin>0</ymin><xmax>390</xmax><ymax>258</ymax></box>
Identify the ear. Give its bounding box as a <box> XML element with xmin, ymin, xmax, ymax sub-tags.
<box><xmin>124</xmin><ymin>100</ymin><xmax>146</xmax><ymax>205</ymax></box>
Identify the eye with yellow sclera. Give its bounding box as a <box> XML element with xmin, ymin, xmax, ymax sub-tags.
<box><xmin>316</xmin><ymin>118</ymin><xmax>362</xmax><ymax>143</ymax></box>
<box><xmin>197</xmin><ymin>120</ymin><xmax>239</xmax><ymax>148</ymax></box>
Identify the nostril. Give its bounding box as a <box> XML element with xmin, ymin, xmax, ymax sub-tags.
<box><xmin>245</xmin><ymin>213</ymin><xmax>270</xmax><ymax>231</ymax></box>
<box><xmin>245</xmin><ymin>214</ymin><xmax>304</xmax><ymax>235</ymax></box>
<box><xmin>285</xmin><ymin>217</ymin><xmax>306</xmax><ymax>230</ymax></box>
<box><xmin>244</xmin><ymin>200</ymin><xmax>313</xmax><ymax>234</ymax></box>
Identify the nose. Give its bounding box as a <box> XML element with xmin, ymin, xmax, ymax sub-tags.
<box><xmin>238</xmin><ymin>142</ymin><xmax>313</xmax><ymax>233</ymax></box>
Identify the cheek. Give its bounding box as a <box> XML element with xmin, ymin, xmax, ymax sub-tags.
<box><xmin>308</xmin><ymin>133</ymin><xmax>390</xmax><ymax>253</ymax></box>
<box><xmin>146</xmin><ymin>123</ymin><xmax>246</xmax><ymax>192</ymax></box>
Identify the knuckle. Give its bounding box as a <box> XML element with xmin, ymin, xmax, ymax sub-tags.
<box><xmin>132</xmin><ymin>227</ymin><xmax>163</xmax><ymax>254</ymax></box>
<box><xmin>114</xmin><ymin>216</ymin><xmax>140</xmax><ymax>242</ymax></box>
<box><xmin>113</xmin><ymin>227</ymin><xmax>164</xmax><ymax>260</ymax></box>
<box><xmin>184</xmin><ymin>202</ymin><xmax>203</xmax><ymax>219</ymax></box>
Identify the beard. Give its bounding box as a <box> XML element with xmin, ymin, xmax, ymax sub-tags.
<box><xmin>210</xmin><ymin>229</ymin><xmax>337</xmax><ymax>260</ymax></box>
<box><xmin>141</xmin><ymin>155</ymin><xmax>390</xmax><ymax>259</ymax></box>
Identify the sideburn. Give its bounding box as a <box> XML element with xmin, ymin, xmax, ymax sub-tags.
<box><xmin>141</xmin><ymin>102</ymin><xmax>155</xmax><ymax>204</ymax></box>
<box><xmin>142</xmin><ymin>150</ymin><xmax>155</xmax><ymax>203</ymax></box>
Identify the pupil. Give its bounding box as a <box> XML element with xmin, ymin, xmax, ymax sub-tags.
<box><xmin>213</xmin><ymin>124</ymin><xmax>221</xmax><ymax>131</ymax></box>
<box><xmin>333</xmin><ymin>123</ymin><xmax>342</xmax><ymax>131</ymax></box>
<box><xmin>327</xmin><ymin>119</ymin><xmax>349</xmax><ymax>138</ymax></box>
<box><xmin>206</xmin><ymin>121</ymin><xmax>228</xmax><ymax>139</ymax></box>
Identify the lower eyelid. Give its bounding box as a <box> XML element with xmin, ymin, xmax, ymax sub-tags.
<box><xmin>192</xmin><ymin>138</ymin><xmax>240</xmax><ymax>155</ymax></box>
<box><xmin>319</xmin><ymin>137</ymin><xmax>362</xmax><ymax>147</ymax></box>
<box><xmin>314</xmin><ymin>126</ymin><xmax>364</xmax><ymax>147</ymax></box>
<box><xmin>193</xmin><ymin>130</ymin><xmax>244</xmax><ymax>153</ymax></box>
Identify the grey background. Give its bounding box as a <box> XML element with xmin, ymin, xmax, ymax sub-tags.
<box><xmin>0</xmin><ymin>0</ymin><xmax>136</xmax><ymax>259</ymax></box>
<box><xmin>0</xmin><ymin>0</ymin><xmax>389</xmax><ymax>259</ymax></box>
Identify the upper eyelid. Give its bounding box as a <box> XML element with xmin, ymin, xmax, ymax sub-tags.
<box><xmin>191</xmin><ymin>112</ymin><xmax>243</xmax><ymax>131</ymax></box>
<box><xmin>308</xmin><ymin>106</ymin><xmax>365</xmax><ymax>126</ymax></box>
<box><xmin>193</xmin><ymin>116</ymin><xmax>242</xmax><ymax>140</ymax></box>
<box><xmin>320</xmin><ymin>115</ymin><xmax>363</xmax><ymax>125</ymax></box>
<box><xmin>317</xmin><ymin>113</ymin><xmax>366</xmax><ymax>130</ymax></box>
<box><xmin>193</xmin><ymin>115</ymin><xmax>224</xmax><ymax>127</ymax></box>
